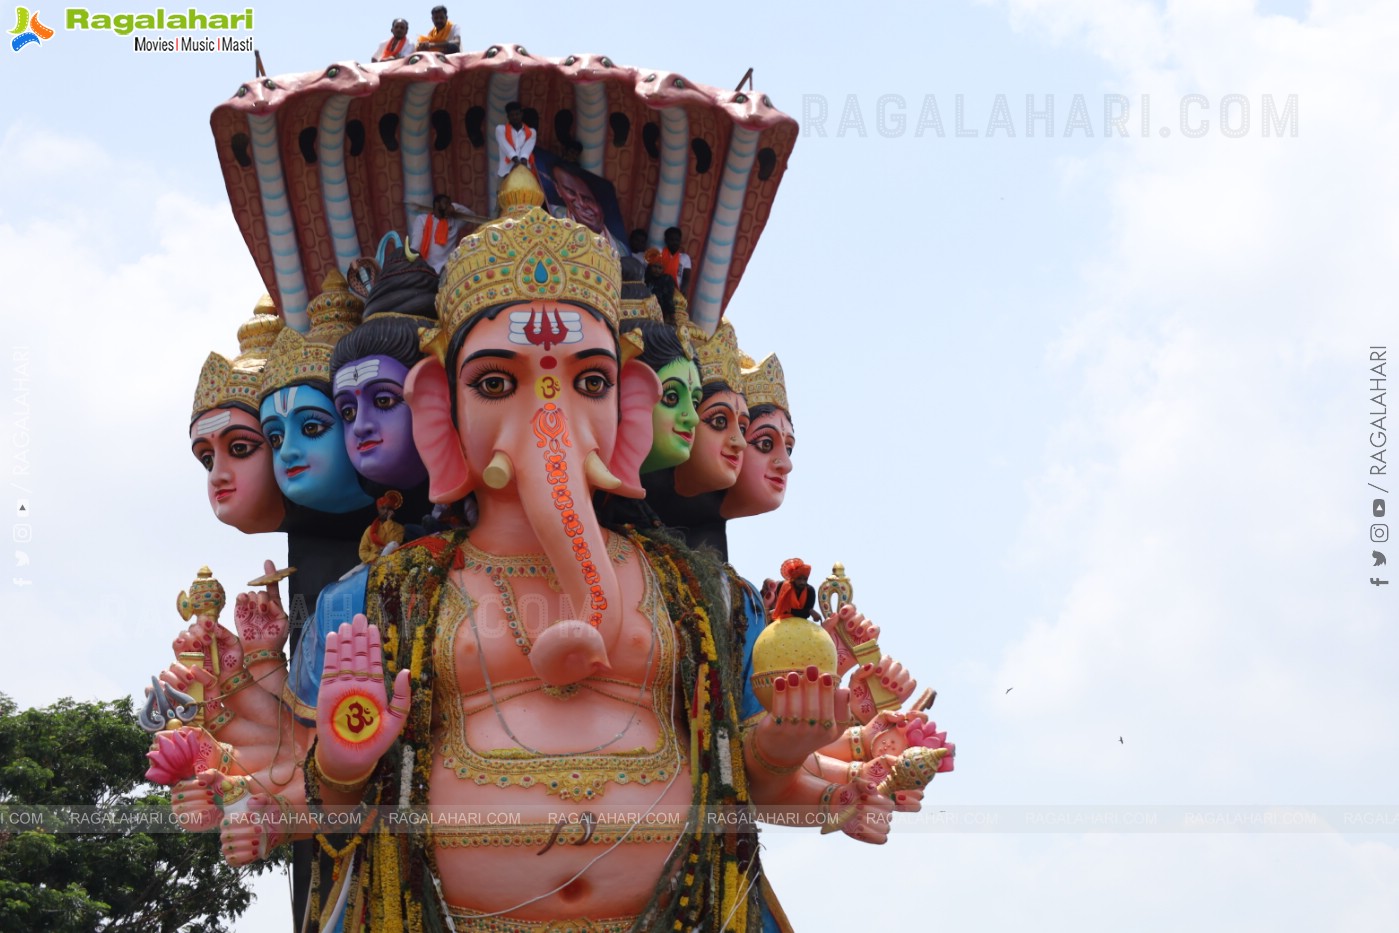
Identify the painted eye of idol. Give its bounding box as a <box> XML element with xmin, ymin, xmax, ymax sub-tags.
<box><xmin>573</xmin><ymin>370</ymin><xmax>614</xmax><ymax>399</ymax></box>
<box><xmin>335</xmin><ymin>389</ymin><xmax>404</xmax><ymax>422</ymax></box>
<box><xmin>701</xmin><ymin>402</ymin><xmax>749</xmax><ymax>436</ymax></box>
<box><xmin>195</xmin><ymin>435</ymin><xmax>263</xmax><ymax>471</ymax></box>
<box><xmin>301</xmin><ymin>414</ymin><xmax>332</xmax><ymax>438</ymax></box>
<box><xmin>748</xmin><ymin>430</ymin><xmax>794</xmax><ymax>457</ymax></box>
<box><xmin>465</xmin><ymin>368</ymin><xmax>518</xmax><ymax>400</ymax></box>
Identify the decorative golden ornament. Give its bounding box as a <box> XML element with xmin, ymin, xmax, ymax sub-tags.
<box><xmin>817</xmin><ymin>562</ymin><xmax>852</xmax><ymax>615</ymax></box>
<box><xmin>818</xmin><ymin>562</ymin><xmax>902</xmax><ymax>713</ymax></box>
<box><xmin>497</xmin><ymin>162</ymin><xmax>547</xmax><ymax>211</ymax></box>
<box><xmin>176</xmin><ymin>566</ymin><xmax>226</xmax><ymax>622</ymax></box>
<box><xmin>235</xmin><ymin>308</ymin><xmax>283</xmax><ymax>360</ymax></box>
<box><xmin>247</xmin><ymin>566</ymin><xmax>296</xmax><ymax>587</ymax></box>
<box><xmin>740</xmin><ymin>352</ymin><xmax>788</xmax><ymax>413</ymax></box>
<box><xmin>688</xmin><ymin>318</ymin><xmax>743</xmax><ymax>389</ymax></box>
<box><xmin>259</xmin><ymin>271</ymin><xmax>364</xmax><ymax>397</ymax></box>
<box><xmin>618</xmin><ymin>328</ymin><xmax>645</xmax><ymax>366</ymax></box>
<box><xmin>877</xmin><ymin>746</ymin><xmax>951</xmax><ymax>796</ymax></box>
<box><xmin>175</xmin><ymin>565</ymin><xmax>227</xmax><ymax>692</ymax></box>
<box><xmin>190</xmin><ymin>309</ymin><xmax>285</xmax><ymax>421</ymax></box>
<box><xmin>617</xmin><ymin>293</ymin><xmax>664</xmax><ymax>326</ymax></box>
<box><xmin>436</xmin><ymin>170</ymin><xmax>621</xmax><ymax>341</ymax></box>
<box><xmin>749</xmin><ymin>614</ymin><xmax>838</xmax><ymax>712</ymax></box>
<box><xmin>304</xmin><ymin>269</ymin><xmax>364</xmax><ymax>339</ymax></box>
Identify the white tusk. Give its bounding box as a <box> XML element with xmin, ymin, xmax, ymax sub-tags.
<box><xmin>584</xmin><ymin>451</ymin><xmax>622</xmax><ymax>490</ymax></box>
<box><xmin>483</xmin><ymin>450</ymin><xmax>514</xmax><ymax>489</ymax></box>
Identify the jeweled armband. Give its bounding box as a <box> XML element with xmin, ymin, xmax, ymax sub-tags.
<box><xmin>220</xmin><ymin>667</ymin><xmax>254</xmax><ymax>698</ymax></box>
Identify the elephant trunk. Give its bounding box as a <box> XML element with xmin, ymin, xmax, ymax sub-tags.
<box><xmin>510</xmin><ymin>402</ymin><xmax>622</xmax><ymax>686</ymax></box>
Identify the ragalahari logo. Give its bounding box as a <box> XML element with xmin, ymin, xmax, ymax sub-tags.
<box><xmin>10</xmin><ymin>6</ymin><xmax>53</xmax><ymax>51</ymax></box>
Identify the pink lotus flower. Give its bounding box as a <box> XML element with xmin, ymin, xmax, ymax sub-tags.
<box><xmin>904</xmin><ymin>721</ymin><xmax>955</xmax><ymax>773</ymax></box>
<box><xmin>145</xmin><ymin>728</ymin><xmax>204</xmax><ymax>786</ymax></box>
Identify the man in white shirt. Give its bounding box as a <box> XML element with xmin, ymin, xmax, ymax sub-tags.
<box><xmin>372</xmin><ymin>19</ymin><xmax>416</xmax><ymax>62</ymax></box>
<box><xmin>659</xmin><ymin>226</ymin><xmax>693</xmax><ymax>293</ymax></box>
<box><xmin>416</xmin><ymin>5</ymin><xmax>461</xmax><ymax>53</ymax></box>
<box><xmin>495</xmin><ymin>101</ymin><xmax>536</xmax><ymax>177</ymax></box>
<box><xmin>409</xmin><ymin>194</ymin><xmax>471</xmax><ymax>273</ymax></box>
<box><xmin>629</xmin><ymin>228</ymin><xmax>649</xmax><ymax>264</ymax></box>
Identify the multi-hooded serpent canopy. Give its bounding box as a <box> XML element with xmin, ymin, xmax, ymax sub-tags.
<box><xmin>210</xmin><ymin>45</ymin><xmax>798</xmax><ymax>336</ymax></box>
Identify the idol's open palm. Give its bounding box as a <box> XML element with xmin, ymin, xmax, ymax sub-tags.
<box><xmin>314</xmin><ymin>614</ymin><xmax>411</xmax><ymax>784</ymax></box>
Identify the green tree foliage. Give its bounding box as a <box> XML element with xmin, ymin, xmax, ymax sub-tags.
<box><xmin>0</xmin><ymin>693</ymin><xmax>261</xmax><ymax>932</ymax></box>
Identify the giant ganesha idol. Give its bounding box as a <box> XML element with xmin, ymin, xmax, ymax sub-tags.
<box><xmin>153</xmin><ymin>46</ymin><xmax>956</xmax><ymax>933</ymax></box>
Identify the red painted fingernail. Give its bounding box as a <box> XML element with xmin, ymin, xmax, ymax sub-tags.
<box><xmin>774</xmin><ymin>678</ymin><xmax>786</xmax><ymax>692</ymax></box>
<box><xmin>806</xmin><ymin>665</ymin><xmax>819</xmax><ymax>680</ymax></box>
<box><xmin>821</xmin><ymin>674</ymin><xmax>833</xmax><ymax>687</ymax></box>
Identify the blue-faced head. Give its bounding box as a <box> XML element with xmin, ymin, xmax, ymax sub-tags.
<box><xmin>259</xmin><ymin>383</ymin><xmax>375</xmax><ymax>513</ymax></box>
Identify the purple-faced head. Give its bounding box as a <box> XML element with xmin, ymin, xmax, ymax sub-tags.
<box><xmin>333</xmin><ymin>353</ymin><xmax>426</xmax><ymax>487</ymax></box>
<box><xmin>329</xmin><ymin>311</ymin><xmax>431</xmax><ymax>490</ymax></box>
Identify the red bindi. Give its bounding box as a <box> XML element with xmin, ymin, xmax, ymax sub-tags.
<box><xmin>540</xmin><ymin>356</ymin><xmax>557</xmax><ymax>370</ymax></box>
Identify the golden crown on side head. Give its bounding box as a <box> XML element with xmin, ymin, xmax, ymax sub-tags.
<box><xmin>235</xmin><ymin>308</ymin><xmax>283</xmax><ymax>362</ymax></box>
<box><xmin>190</xmin><ymin>299</ymin><xmax>286</xmax><ymax>421</ymax></box>
<box><xmin>689</xmin><ymin>319</ymin><xmax>743</xmax><ymax>389</ymax></box>
<box><xmin>260</xmin><ymin>271</ymin><xmax>363</xmax><ymax>396</ymax></box>
<box><xmin>740</xmin><ymin>352</ymin><xmax>788</xmax><ymax>413</ymax></box>
<box><xmin>437</xmin><ymin>167</ymin><xmax>621</xmax><ymax>339</ymax></box>
<box><xmin>618</xmin><ymin>293</ymin><xmax>664</xmax><ymax>326</ymax></box>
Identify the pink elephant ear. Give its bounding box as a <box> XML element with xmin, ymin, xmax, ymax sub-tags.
<box><xmin>609</xmin><ymin>359</ymin><xmax>661</xmax><ymax>498</ymax></box>
<box><xmin>405</xmin><ymin>356</ymin><xmax>475</xmax><ymax>503</ymax></box>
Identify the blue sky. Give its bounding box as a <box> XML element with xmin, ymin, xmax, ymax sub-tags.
<box><xmin>3</xmin><ymin>1</ymin><xmax>1397</xmax><ymax>930</ymax></box>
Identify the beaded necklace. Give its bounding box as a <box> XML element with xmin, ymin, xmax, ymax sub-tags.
<box><xmin>456</xmin><ymin>535</ymin><xmax>629</xmax><ymax>656</ymax></box>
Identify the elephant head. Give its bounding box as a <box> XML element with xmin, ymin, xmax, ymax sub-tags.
<box><xmin>406</xmin><ymin>301</ymin><xmax>659</xmax><ymax>685</ymax></box>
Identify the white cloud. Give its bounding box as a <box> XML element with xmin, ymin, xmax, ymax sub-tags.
<box><xmin>0</xmin><ymin>128</ymin><xmax>273</xmax><ymax>712</ymax></box>
<box><xmin>976</xmin><ymin>0</ymin><xmax>1399</xmax><ymax>809</ymax></box>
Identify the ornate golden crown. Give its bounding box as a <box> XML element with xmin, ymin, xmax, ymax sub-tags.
<box><xmin>235</xmin><ymin>310</ymin><xmax>283</xmax><ymax>360</ymax></box>
<box><xmin>190</xmin><ymin>303</ymin><xmax>285</xmax><ymax>421</ymax></box>
<box><xmin>437</xmin><ymin>169</ymin><xmax>621</xmax><ymax>339</ymax></box>
<box><xmin>689</xmin><ymin>319</ymin><xmax>743</xmax><ymax>389</ymax></box>
<box><xmin>618</xmin><ymin>293</ymin><xmax>664</xmax><ymax>327</ymax></box>
<box><xmin>740</xmin><ymin>352</ymin><xmax>788</xmax><ymax>413</ymax></box>
<box><xmin>305</xmin><ymin>269</ymin><xmax>363</xmax><ymax>338</ymax></box>
<box><xmin>260</xmin><ymin>271</ymin><xmax>363</xmax><ymax>397</ymax></box>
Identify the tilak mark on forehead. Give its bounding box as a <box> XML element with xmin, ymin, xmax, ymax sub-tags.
<box><xmin>195</xmin><ymin>411</ymin><xmax>233</xmax><ymax>433</ymax></box>
<box><xmin>334</xmin><ymin>359</ymin><xmax>383</xmax><ymax>390</ymax></box>
<box><xmin>508</xmin><ymin>309</ymin><xmax>583</xmax><ymax>351</ymax></box>
<box><xmin>272</xmin><ymin>386</ymin><xmax>299</xmax><ymax>416</ymax></box>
